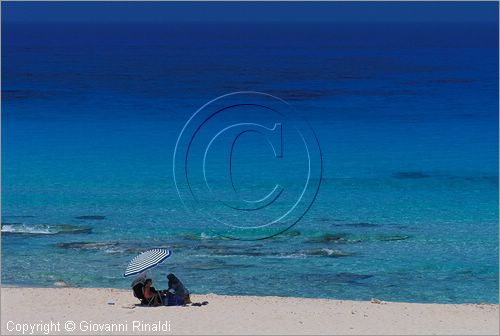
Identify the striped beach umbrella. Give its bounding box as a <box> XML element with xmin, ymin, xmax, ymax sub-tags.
<box><xmin>123</xmin><ymin>248</ymin><xmax>172</xmax><ymax>277</ymax></box>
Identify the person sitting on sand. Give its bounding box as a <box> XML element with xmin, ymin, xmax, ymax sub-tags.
<box><xmin>144</xmin><ymin>278</ymin><xmax>163</xmax><ymax>306</ymax></box>
<box><xmin>166</xmin><ymin>273</ymin><xmax>191</xmax><ymax>305</ymax></box>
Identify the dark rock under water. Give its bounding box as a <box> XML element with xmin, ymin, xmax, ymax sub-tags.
<box><xmin>56</xmin><ymin>241</ymin><xmax>148</xmax><ymax>254</ymax></box>
<box><xmin>393</xmin><ymin>171</ymin><xmax>431</xmax><ymax>179</ymax></box>
<box><xmin>75</xmin><ymin>215</ymin><xmax>106</xmax><ymax>220</ymax></box>
<box><xmin>209</xmin><ymin>248</ymin><xmax>269</xmax><ymax>257</ymax></box>
<box><xmin>329</xmin><ymin>272</ymin><xmax>373</xmax><ymax>283</ymax></box>
<box><xmin>184</xmin><ymin>259</ymin><xmax>253</xmax><ymax>271</ymax></box>
<box><xmin>332</xmin><ymin>222</ymin><xmax>380</xmax><ymax>228</ymax></box>
<box><xmin>305</xmin><ymin>232</ymin><xmax>410</xmax><ymax>244</ymax></box>
<box><xmin>301</xmin><ymin>272</ymin><xmax>374</xmax><ymax>284</ymax></box>
<box><xmin>377</xmin><ymin>235</ymin><xmax>410</xmax><ymax>241</ymax></box>
<box><xmin>267</xmin><ymin>230</ymin><xmax>302</xmax><ymax>241</ymax></box>
<box><xmin>2</xmin><ymin>215</ymin><xmax>35</xmax><ymax>218</ymax></box>
<box><xmin>306</xmin><ymin>233</ymin><xmax>350</xmax><ymax>243</ymax></box>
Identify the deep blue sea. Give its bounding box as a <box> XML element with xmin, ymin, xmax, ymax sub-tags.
<box><xmin>2</xmin><ymin>21</ymin><xmax>498</xmax><ymax>303</ymax></box>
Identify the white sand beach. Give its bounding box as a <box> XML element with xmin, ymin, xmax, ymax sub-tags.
<box><xmin>1</xmin><ymin>287</ymin><xmax>498</xmax><ymax>335</ymax></box>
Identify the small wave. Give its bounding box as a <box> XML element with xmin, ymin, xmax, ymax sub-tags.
<box><xmin>305</xmin><ymin>248</ymin><xmax>354</xmax><ymax>257</ymax></box>
<box><xmin>2</xmin><ymin>224</ymin><xmax>92</xmax><ymax>235</ymax></box>
<box><xmin>57</xmin><ymin>241</ymin><xmax>119</xmax><ymax>250</ymax></box>
<box><xmin>206</xmin><ymin>246</ymin><xmax>354</xmax><ymax>258</ymax></box>
<box><xmin>274</xmin><ymin>253</ymin><xmax>307</xmax><ymax>259</ymax></box>
<box><xmin>182</xmin><ymin>232</ymin><xmax>224</xmax><ymax>241</ymax></box>
<box><xmin>104</xmin><ymin>247</ymin><xmax>128</xmax><ymax>254</ymax></box>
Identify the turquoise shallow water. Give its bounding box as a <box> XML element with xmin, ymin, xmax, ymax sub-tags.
<box><xmin>2</xmin><ymin>18</ymin><xmax>498</xmax><ymax>303</ymax></box>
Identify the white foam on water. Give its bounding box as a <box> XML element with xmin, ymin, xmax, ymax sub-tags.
<box><xmin>2</xmin><ymin>224</ymin><xmax>55</xmax><ymax>234</ymax></box>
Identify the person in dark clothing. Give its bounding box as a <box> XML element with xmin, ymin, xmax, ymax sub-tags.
<box><xmin>166</xmin><ymin>273</ymin><xmax>191</xmax><ymax>305</ymax></box>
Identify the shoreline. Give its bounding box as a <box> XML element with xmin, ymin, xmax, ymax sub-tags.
<box><xmin>1</xmin><ymin>287</ymin><xmax>498</xmax><ymax>335</ymax></box>
<box><xmin>2</xmin><ymin>284</ymin><xmax>497</xmax><ymax>305</ymax></box>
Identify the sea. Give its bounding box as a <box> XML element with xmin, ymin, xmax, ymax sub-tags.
<box><xmin>2</xmin><ymin>20</ymin><xmax>498</xmax><ymax>303</ymax></box>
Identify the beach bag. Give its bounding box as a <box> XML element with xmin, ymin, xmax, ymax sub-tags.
<box><xmin>184</xmin><ymin>293</ymin><xmax>192</xmax><ymax>304</ymax></box>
